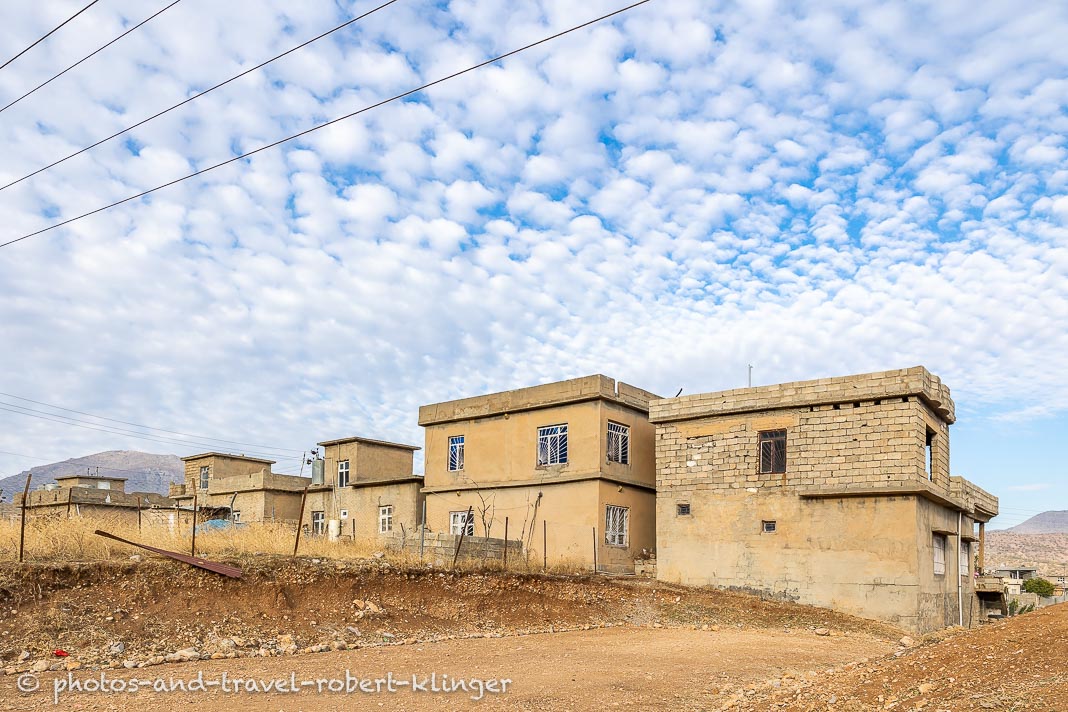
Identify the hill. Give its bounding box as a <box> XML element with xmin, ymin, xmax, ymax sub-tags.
<box><xmin>1006</xmin><ymin>510</ymin><xmax>1068</xmax><ymax>534</ymax></box>
<box><xmin>984</xmin><ymin>530</ymin><xmax>1068</xmax><ymax>571</ymax></box>
<box><xmin>0</xmin><ymin>450</ymin><xmax>183</xmax><ymax>501</ymax></box>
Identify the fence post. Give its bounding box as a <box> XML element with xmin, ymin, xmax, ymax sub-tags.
<box><xmin>66</xmin><ymin>486</ymin><xmax>73</xmax><ymax>519</ymax></box>
<box><xmin>136</xmin><ymin>496</ymin><xmax>142</xmax><ymax>531</ymax></box>
<box><xmin>503</xmin><ymin>517</ymin><xmax>509</xmax><ymax>568</ymax></box>
<box><xmin>18</xmin><ymin>475</ymin><xmax>31</xmax><ymax>563</ymax></box>
<box><xmin>190</xmin><ymin>489</ymin><xmax>198</xmax><ymax>557</ymax></box>
<box><xmin>293</xmin><ymin>486</ymin><xmax>309</xmax><ymax>556</ymax></box>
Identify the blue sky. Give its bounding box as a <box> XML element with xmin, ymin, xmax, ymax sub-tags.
<box><xmin>0</xmin><ymin>0</ymin><xmax>1065</xmax><ymax>527</ymax></box>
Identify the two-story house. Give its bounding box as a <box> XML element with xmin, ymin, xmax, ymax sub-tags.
<box><xmin>419</xmin><ymin>375</ymin><xmax>659</xmax><ymax>572</ymax></box>
<box><xmin>171</xmin><ymin>452</ymin><xmax>309</xmax><ymax>523</ymax></box>
<box><xmin>650</xmin><ymin>366</ymin><xmax>999</xmax><ymax>634</ymax></box>
<box><xmin>300</xmin><ymin>436</ymin><xmax>423</xmax><ymax>542</ymax></box>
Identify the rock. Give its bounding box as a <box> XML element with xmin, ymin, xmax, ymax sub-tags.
<box><xmin>129</xmin><ymin>555</ymin><xmax>142</xmax><ymax>562</ymax></box>
<box><xmin>31</xmin><ymin>660</ymin><xmax>49</xmax><ymax>672</ymax></box>
<box><xmin>217</xmin><ymin>638</ymin><xmax>236</xmax><ymax>651</ymax></box>
<box><xmin>918</xmin><ymin>683</ymin><xmax>934</xmax><ymax>694</ymax></box>
<box><xmin>346</xmin><ymin>626</ymin><xmax>361</xmax><ymax>636</ymax></box>
<box><xmin>123</xmin><ymin>660</ymin><xmax>138</xmax><ymax>669</ymax></box>
<box><xmin>49</xmin><ymin>662</ymin><xmax>64</xmax><ymax>671</ymax></box>
<box><xmin>175</xmin><ymin>648</ymin><xmax>199</xmax><ymax>662</ymax></box>
<box><xmin>815</xmin><ymin>628</ymin><xmax>831</xmax><ymax>636</ymax></box>
<box><xmin>899</xmin><ymin>636</ymin><xmax>916</xmax><ymax>647</ymax></box>
<box><xmin>330</xmin><ymin>641</ymin><xmax>347</xmax><ymax>651</ymax></box>
<box><xmin>365</xmin><ymin>601</ymin><xmax>382</xmax><ymax>614</ymax></box>
<box><xmin>210</xmin><ymin>653</ymin><xmax>225</xmax><ymax>660</ymax></box>
<box><xmin>372</xmin><ymin>551</ymin><xmax>385</xmax><ymax>559</ymax></box>
<box><xmin>65</xmin><ymin>661</ymin><xmax>82</xmax><ymax>671</ymax></box>
<box><xmin>278</xmin><ymin>634</ymin><xmax>294</xmax><ymax>648</ymax></box>
<box><xmin>4</xmin><ymin>666</ymin><xmax>17</xmax><ymax>676</ymax></box>
<box><xmin>17</xmin><ymin>651</ymin><xmax>29</xmax><ymax>662</ymax></box>
<box><xmin>108</xmin><ymin>642</ymin><xmax>126</xmax><ymax>656</ymax></box>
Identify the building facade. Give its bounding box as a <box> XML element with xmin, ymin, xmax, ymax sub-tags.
<box><xmin>651</xmin><ymin>366</ymin><xmax>998</xmax><ymax>634</ymax></box>
<box><xmin>171</xmin><ymin>452</ymin><xmax>309</xmax><ymax>523</ymax></box>
<box><xmin>419</xmin><ymin>375</ymin><xmax>659</xmax><ymax>572</ymax></box>
<box><xmin>301</xmin><ymin>436</ymin><xmax>423</xmax><ymax>543</ymax></box>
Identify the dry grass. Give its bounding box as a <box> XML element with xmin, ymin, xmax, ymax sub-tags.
<box><xmin>0</xmin><ymin>513</ymin><xmax>586</xmax><ymax>574</ymax></box>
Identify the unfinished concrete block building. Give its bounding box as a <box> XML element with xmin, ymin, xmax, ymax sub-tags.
<box><xmin>650</xmin><ymin>366</ymin><xmax>998</xmax><ymax>634</ymax></box>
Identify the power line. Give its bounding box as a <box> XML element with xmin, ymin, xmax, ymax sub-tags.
<box><xmin>0</xmin><ymin>403</ymin><xmax>302</xmax><ymax>461</ymax></box>
<box><xmin>0</xmin><ymin>0</ymin><xmax>402</xmax><ymax>192</ymax></box>
<box><xmin>0</xmin><ymin>0</ymin><xmax>653</xmax><ymax>248</ymax></box>
<box><xmin>0</xmin><ymin>390</ymin><xmax>303</xmax><ymax>452</ymax></box>
<box><xmin>1</xmin><ymin>0</ymin><xmax>185</xmax><ymax>115</ymax></box>
<box><xmin>0</xmin><ymin>0</ymin><xmax>103</xmax><ymax>72</ymax></box>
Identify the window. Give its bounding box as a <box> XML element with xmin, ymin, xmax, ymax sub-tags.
<box><xmin>537</xmin><ymin>424</ymin><xmax>568</xmax><ymax>466</ymax></box>
<box><xmin>339</xmin><ymin>509</ymin><xmax>348</xmax><ymax>520</ymax></box>
<box><xmin>311</xmin><ymin>511</ymin><xmax>325</xmax><ymax>535</ymax></box>
<box><xmin>676</xmin><ymin>503</ymin><xmax>691</xmax><ymax>516</ymax></box>
<box><xmin>762</xmin><ymin>520</ymin><xmax>777</xmax><ymax>533</ymax></box>
<box><xmin>925</xmin><ymin>432</ymin><xmax>934</xmax><ymax>478</ymax></box>
<box><xmin>448</xmin><ymin>436</ymin><xmax>465</xmax><ymax>471</ymax></box>
<box><xmin>605</xmin><ymin>505</ymin><xmax>629</xmax><ymax>546</ymax></box>
<box><xmin>450</xmin><ymin>511</ymin><xmax>474</xmax><ymax>536</ymax></box>
<box><xmin>379</xmin><ymin>505</ymin><xmax>393</xmax><ymax>533</ymax></box>
<box><xmin>759</xmin><ymin>430</ymin><xmax>787</xmax><ymax>474</ymax></box>
<box><xmin>338</xmin><ymin>460</ymin><xmax>350</xmax><ymax>488</ymax></box>
<box><xmin>199</xmin><ymin>465</ymin><xmax>209</xmax><ymax>490</ymax></box>
<box><xmin>933</xmin><ymin>534</ymin><xmax>946</xmax><ymax>575</ymax></box>
<box><xmin>607</xmin><ymin>422</ymin><xmax>630</xmax><ymax>465</ymax></box>
<box><xmin>232</xmin><ymin>511</ymin><xmax>241</xmax><ymax>523</ymax></box>
<box><xmin>960</xmin><ymin>541</ymin><xmax>970</xmax><ymax>576</ymax></box>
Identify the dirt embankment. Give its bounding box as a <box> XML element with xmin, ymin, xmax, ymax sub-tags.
<box><xmin>0</xmin><ymin>556</ymin><xmax>901</xmax><ymax>671</ymax></box>
<box><xmin>747</xmin><ymin>602</ymin><xmax>1068</xmax><ymax>711</ymax></box>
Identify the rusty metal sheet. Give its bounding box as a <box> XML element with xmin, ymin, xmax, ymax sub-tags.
<box><xmin>94</xmin><ymin>530</ymin><xmax>243</xmax><ymax>578</ymax></box>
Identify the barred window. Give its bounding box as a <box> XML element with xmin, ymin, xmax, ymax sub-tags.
<box><xmin>448</xmin><ymin>435</ymin><xmax>465</xmax><ymax>471</ymax></box>
<box><xmin>379</xmin><ymin>505</ymin><xmax>393</xmax><ymax>533</ymax></box>
<box><xmin>605</xmin><ymin>505</ymin><xmax>629</xmax><ymax>546</ymax></box>
<box><xmin>311</xmin><ymin>511</ymin><xmax>325</xmax><ymax>535</ymax></box>
<box><xmin>450</xmin><ymin>510</ymin><xmax>474</xmax><ymax>536</ymax></box>
<box><xmin>199</xmin><ymin>465</ymin><xmax>209</xmax><ymax>491</ymax></box>
<box><xmin>759</xmin><ymin>430</ymin><xmax>787</xmax><ymax>474</ymax></box>
<box><xmin>933</xmin><ymin>534</ymin><xmax>946</xmax><ymax>575</ymax></box>
<box><xmin>607</xmin><ymin>422</ymin><xmax>630</xmax><ymax>465</ymax></box>
<box><xmin>337</xmin><ymin>460</ymin><xmax>350</xmax><ymax>488</ymax></box>
<box><xmin>537</xmin><ymin>424</ymin><xmax>568</xmax><ymax>466</ymax></box>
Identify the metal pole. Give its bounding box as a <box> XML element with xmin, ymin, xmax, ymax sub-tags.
<box><xmin>136</xmin><ymin>496</ymin><xmax>142</xmax><ymax>531</ymax></box>
<box><xmin>452</xmin><ymin>505</ymin><xmax>473</xmax><ymax>568</ymax></box>
<box><xmin>18</xmin><ymin>475</ymin><xmax>31</xmax><ymax>563</ymax></box>
<box><xmin>543</xmin><ymin>520</ymin><xmax>547</xmax><ymax>571</ymax></box>
<box><xmin>503</xmin><ymin>517</ymin><xmax>509</xmax><ymax>568</ymax></box>
<box><xmin>190</xmin><ymin>490</ymin><xmax>198</xmax><ymax>557</ymax></box>
<box><xmin>592</xmin><ymin>526</ymin><xmax>598</xmax><ymax>573</ymax></box>
<box><xmin>748</xmin><ymin>364</ymin><xmax>753</xmax><ymax>388</ymax></box>
<box><xmin>293</xmin><ymin>486</ymin><xmax>309</xmax><ymax>556</ymax></box>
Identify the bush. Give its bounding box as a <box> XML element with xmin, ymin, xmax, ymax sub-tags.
<box><xmin>1023</xmin><ymin>577</ymin><xmax>1055</xmax><ymax>598</ymax></box>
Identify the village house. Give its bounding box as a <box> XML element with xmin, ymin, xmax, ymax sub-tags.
<box><xmin>418</xmin><ymin>375</ymin><xmax>659</xmax><ymax>572</ymax></box>
<box><xmin>300</xmin><ymin>436</ymin><xmax>423</xmax><ymax>542</ymax></box>
<box><xmin>170</xmin><ymin>452</ymin><xmax>309</xmax><ymax>524</ymax></box>
<box><xmin>650</xmin><ymin>366</ymin><xmax>999</xmax><ymax>634</ymax></box>
<box><xmin>17</xmin><ymin>474</ymin><xmax>172</xmax><ymax>524</ymax></box>
<box><xmin>994</xmin><ymin>568</ymin><xmax>1038</xmax><ymax>596</ymax></box>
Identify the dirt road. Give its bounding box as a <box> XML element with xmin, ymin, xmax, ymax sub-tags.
<box><xmin>1</xmin><ymin>626</ymin><xmax>891</xmax><ymax>711</ymax></box>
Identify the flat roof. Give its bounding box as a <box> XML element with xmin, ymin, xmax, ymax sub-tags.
<box><xmin>419</xmin><ymin>374</ymin><xmax>661</xmax><ymax>426</ymax></box>
<box><xmin>54</xmin><ymin>474</ymin><xmax>127</xmax><ymax>482</ymax></box>
<box><xmin>316</xmin><ymin>435</ymin><xmax>420</xmax><ymax>451</ymax></box>
<box><xmin>179</xmin><ymin>452</ymin><xmax>276</xmax><ymax>465</ymax></box>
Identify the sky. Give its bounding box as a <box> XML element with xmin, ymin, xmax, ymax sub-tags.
<box><xmin>0</xmin><ymin>0</ymin><xmax>1065</xmax><ymax>528</ymax></box>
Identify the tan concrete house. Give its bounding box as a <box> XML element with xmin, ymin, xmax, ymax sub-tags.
<box><xmin>18</xmin><ymin>474</ymin><xmax>172</xmax><ymax>523</ymax></box>
<box><xmin>651</xmin><ymin>366</ymin><xmax>998</xmax><ymax>633</ymax></box>
<box><xmin>419</xmin><ymin>375</ymin><xmax>659</xmax><ymax>572</ymax></box>
<box><xmin>301</xmin><ymin>436</ymin><xmax>423</xmax><ymax>542</ymax></box>
<box><xmin>171</xmin><ymin>452</ymin><xmax>309</xmax><ymax>523</ymax></box>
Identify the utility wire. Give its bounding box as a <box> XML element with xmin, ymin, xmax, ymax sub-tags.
<box><xmin>0</xmin><ymin>0</ymin><xmax>185</xmax><ymax>115</ymax></box>
<box><xmin>0</xmin><ymin>390</ymin><xmax>303</xmax><ymax>452</ymax></box>
<box><xmin>0</xmin><ymin>0</ymin><xmax>652</xmax><ymax>248</ymax></box>
<box><xmin>0</xmin><ymin>403</ymin><xmax>302</xmax><ymax>461</ymax></box>
<box><xmin>0</xmin><ymin>0</ymin><xmax>103</xmax><ymax>72</ymax></box>
<box><xmin>0</xmin><ymin>0</ymin><xmax>402</xmax><ymax>192</ymax></box>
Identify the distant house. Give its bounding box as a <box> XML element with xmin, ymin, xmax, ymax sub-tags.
<box><xmin>994</xmin><ymin>568</ymin><xmax>1038</xmax><ymax>595</ymax></box>
<box><xmin>300</xmin><ymin>436</ymin><xmax>423</xmax><ymax>542</ymax></box>
<box><xmin>419</xmin><ymin>375</ymin><xmax>659</xmax><ymax>572</ymax></box>
<box><xmin>170</xmin><ymin>453</ymin><xmax>309</xmax><ymax>524</ymax></box>
<box><xmin>651</xmin><ymin>366</ymin><xmax>999</xmax><ymax>634</ymax></box>
<box><xmin>17</xmin><ymin>474</ymin><xmax>172</xmax><ymax>523</ymax></box>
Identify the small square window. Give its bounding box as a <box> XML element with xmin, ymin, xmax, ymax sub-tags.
<box><xmin>339</xmin><ymin>509</ymin><xmax>349</xmax><ymax>520</ymax></box>
<box><xmin>761</xmin><ymin>520</ymin><xmax>777</xmax><ymax>533</ymax></box>
<box><xmin>759</xmin><ymin>431</ymin><xmax>787</xmax><ymax>474</ymax></box>
<box><xmin>338</xmin><ymin>459</ymin><xmax>350</xmax><ymax>488</ymax></box>
<box><xmin>232</xmin><ymin>510</ymin><xmax>241</xmax><ymax>523</ymax></box>
<box><xmin>676</xmin><ymin>503</ymin><xmax>691</xmax><ymax>516</ymax></box>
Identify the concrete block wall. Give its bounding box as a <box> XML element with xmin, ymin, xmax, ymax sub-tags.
<box><xmin>385</xmin><ymin>529</ymin><xmax>522</xmax><ymax>565</ymax></box>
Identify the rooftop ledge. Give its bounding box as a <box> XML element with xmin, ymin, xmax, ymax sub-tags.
<box><xmin>799</xmin><ymin>478</ymin><xmax>998</xmax><ymax>520</ymax></box>
<box><xmin>650</xmin><ymin>366</ymin><xmax>955</xmax><ymax>424</ymax></box>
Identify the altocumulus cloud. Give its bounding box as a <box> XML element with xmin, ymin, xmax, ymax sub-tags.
<box><xmin>0</xmin><ymin>0</ymin><xmax>1066</xmax><ymax>476</ymax></box>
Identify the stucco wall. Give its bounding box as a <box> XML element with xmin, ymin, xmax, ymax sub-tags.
<box><xmin>303</xmin><ymin>481</ymin><xmax>424</xmax><ymax>544</ymax></box>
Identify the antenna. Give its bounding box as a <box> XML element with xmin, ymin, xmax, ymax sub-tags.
<box><xmin>748</xmin><ymin>364</ymin><xmax>754</xmax><ymax>388</ymax></box>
